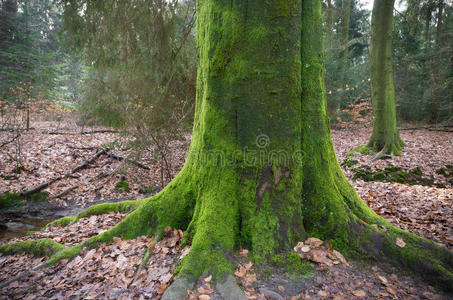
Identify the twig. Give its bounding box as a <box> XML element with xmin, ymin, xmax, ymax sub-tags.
<box><xmin>0</xmin><ymin>134</ymin><xmax>20</xmax><ymax>149</ymax></box>
<box><xmin>105</xmin><ymin>152</ymin><xmax>150</xmax><ymax>170</ymax></box>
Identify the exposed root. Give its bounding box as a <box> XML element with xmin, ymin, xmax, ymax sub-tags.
<box><xmin>337</xmin><ymin>177</ymin><xmax>453</xmax><ymax>292</ymax></box>
<box><xmin>132</xmin><ymin>248</ymin><xmax>151</xmax><ymax>286</ymax></box>
<box><xmin>46</xmin><ymin>199</ymin><xmax>146</xmax><ymax>228</ymax></box>
<box><xmin>370</xmin><ymin>148</ymin><xmax>393</xmax><ymax>162</ymax></box>
<box><xmin>161</xmin><ymin>277</ymin><xmax>195</xmax><ymax>300</ymax></box>
<box><xmin>215</xmin><ymin>274</ymin><xmax>248</xmax><ymax>300</ymax></box>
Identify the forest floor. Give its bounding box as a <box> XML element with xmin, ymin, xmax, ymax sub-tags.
<box><xmin>0</xmin><ymin>119</ymin><xmax>452</xmax><ymax>299</ymax></box>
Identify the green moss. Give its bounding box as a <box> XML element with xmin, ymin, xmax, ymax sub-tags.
<box><xmin>355</xmin><ymin>145</ymin><xmax>371</xmax><ymax>155</ymax></box>
<box><xmin>347</xmin><ymin>145</ymin><xmax>372</xmax><ymax>158</ymax></box>
<box><xmin>139</xmin><ymin>185</ymin><xmax>157</xmax><ymax>194</ymax></box>
<box><xmin>271</xmin><ymin>254</ymin><xmax>283</xmax><ymax>266</ymax></box>
<box><xmin>436</xmin><ymin>167</ymin><xmax>452</xmax><ymax>178</ymax></box>
<box><xmin>352</xmin><ymin>165</ymin><xmax>374</xmax><ymax>181</ymax></box>
<box><xmin>46</xmin><ymin>199</ymin><xmax>145</xmax><ymax>228</ymax></box>
<box><xmin>373</xmin><ymin>171</ymin><xmax>386</xmax><ymax>181</ymax></box>
<box><xmin>0</xmin><ymin>239</ymin><xmax>64</xmax><ymax>257</ymax></box>
<box><xmin>115</xmin><ymin>181</ymin><xmax>130</xmax><ymax>193</ymax></box>
<box><xmin>410</xmin><ymin>167</ymin><xmax>422</xmax><ymax>177</ymax></box>
<box><xmin>341</xmin><ymin>158</ymin><xmax>358</xmax><ymax>168</ymax></box>
<box><xmin>0</xmin><ymin>191</ymin><xmax>48</xmax><ymax>210</ymax></box>
<box><xmin>0</xmin><ymin>192</ymin><xmax>23</xmax><ymax>210</ymax></box>
<box><xmin>29</xmin><ymin>192</ymin><xmax>49</xmax><ymax>202</ymax></box>
<box><xmin>286</xmin><ymin>252</ymin><xmax>313</xmax><ymax>278</ymax></box>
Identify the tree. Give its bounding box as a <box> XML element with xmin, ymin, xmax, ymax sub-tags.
<box><xmin>367</xmin><ymin>0</ymin><xmax>404</xmax><ymax>158</ymax></box>
<box><xmin>1</xmin><ymin>0</ymin><xmax>453</xmax><ymax>298</ymax></box>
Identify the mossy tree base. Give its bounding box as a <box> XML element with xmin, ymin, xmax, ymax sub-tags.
<box><xmin>2</xmin><ymin>0</ymin><xmax>452</xmax><ymax>296</ymax></box>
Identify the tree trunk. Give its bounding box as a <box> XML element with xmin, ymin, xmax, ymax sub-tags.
<box><xmin>367</xmin><ymin>0</ymin><xmax>404</xmax><ymax>156</ymax></box>
<box><xmin>333</xmin><ymin>0</ymin><xmax>351</xmax><ymax>113</ymax></box>
<box><xmin>7</xmin><ymin>0</ymin><xmax>453</xmax><ymax>297</ymax></box>
<box><xmin>429</xmin><ymin>0</ymin><xmax>444</xmax><ymax>123</ymax></box>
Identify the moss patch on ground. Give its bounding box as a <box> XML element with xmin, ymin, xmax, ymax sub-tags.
<box><xmin>346</xmin><ymin>145</ymin><xmax>372</xmax><ymax>158</ymax></box>
<box><xmin>0</xmin><ymin>191</ymin><xmax>49</xmax><ymax>210</ymax></box>
<box><xmin>350</xmin><ymin>164</ymin><xmax>436</xmax><ymax>186</ymax></box>
<box><xmin>436</xmin><ymin>164</ymin><xmax>453</xmax><ymax>186</ymax></box>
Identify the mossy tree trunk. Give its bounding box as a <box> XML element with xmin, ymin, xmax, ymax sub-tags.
<box><xmin>367</xmin><ymin>0</ymin><xmax>404</xmax><ymax>156</ymax></box>
<box><xmin>3</xmin><ymin>0</ymin><xmax>453</xmax><ymax>297</ymax></box>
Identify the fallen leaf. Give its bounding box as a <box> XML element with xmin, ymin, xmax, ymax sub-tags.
<box><xmin>305</xmin><ymin>237</ymin><xmax>323</xmax><ymax>248</ymax></box>
<box><xmin>352</xmin><ymin>290</ymin><xmax>366</xmax><ymax>298</ymax></box>
<box><xmin>234</xmin><ymin>266</ymin><xmax>247</xmax><ymax>278</ymax></box>
<box><xmin>396</xmin><ymin>237</ymin><xmax>406</xmax><ymax>248</ymax></box>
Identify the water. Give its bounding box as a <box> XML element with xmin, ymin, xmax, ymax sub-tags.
<box><xmin>0</xmin><ymin>217</ymin><xmax>56</xmax><ymax>241</ymax></box>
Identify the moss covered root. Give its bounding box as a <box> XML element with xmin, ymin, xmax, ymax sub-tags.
<box><xmin>46</xmin><ymin>199</ymin><xmax>146</xmax><ymax>228</ymax></box>
<box><xmin>0</xmin><ymin>239</ymin><xmax>64</xmax><ymax>257</ymax></box>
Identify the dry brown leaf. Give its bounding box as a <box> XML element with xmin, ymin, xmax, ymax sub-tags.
<box><xmin>317</xmin><ymin>290</ymin><xmax>328</xmax><ymax>298</ymax></box>
<box><xmin>396</xmin><ymin>237</ymin><xmax>406</xmax><ymax>248</ymax></box>
<box><xmin>305</xmin><ymin>237</ymin><xmax>323</xmax><ymax>248</ymax></box>
<box><xmin>234</xmin><ymin>266</ymin><xmax>247</xmax><ymax>278</ymax></box>
<box><xmin>386</xmin><ymin>286</ymin><xmax>397</xmax><ymax>295</ymax></box>
<box><xmin>198</xmin><ymin>286</ymin><xmax>214</xmax><ymax>294</ymax></box>
<box><xmin>377</xmin><ymin>275</ymin><xmax>388</xmax><ymax>285</ymax></box>
<box><xmin>244</xmin><ymin>261</ymin><xmax>253</xmax><ymax>270</ymax></box>
<box><xmin>352</xmin><ymin>289</ymin><xmax>366</xmax><ymax>298</ymax></box>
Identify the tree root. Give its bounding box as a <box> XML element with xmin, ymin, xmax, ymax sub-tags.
<box><xmin>161</xmin><ymin>277</ymin><xmax>195</xmax><ymax>300</ymax></box>
<box><xmin>370</xmin><ymin>148</ymin><xmax>393</xmax><ymax>162</ymax></box>
<box><xmin>0</xmin><ymin>238</ymin><xmax>64</xmax><ymax>257</ymax></box>
<box><xmin>131</xmin><ymin>248</ymin><xmax>151</xmax><ymax>286</ymax></box>
<box><xmin>46</xmin><ymin>199</ymin><xmax>146</xmax><ymax>228</ymax></box>
<box><xmin>216</xmin><ymin>275</ymin><xmax>248</xmax><ymax>300</ymax></box>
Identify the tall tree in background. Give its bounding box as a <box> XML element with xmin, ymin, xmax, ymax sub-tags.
<box><xmin>367</xmin><ymin>0</ymin><xmax>404</xmax><ymax>158</ymax></box>
<box><xmin>3</xmin><ymin>0</ymin><xmax>449</xmax><ymax>298</ymax></box>
<box><xmin>337</xmin><ymin>0</ymin><xmax>351</xmax><ymax>83</ymax></box>
<box><xmin>430</xmin><ymin>0</ymin><xmax>444</xmax><ymax>122</ymax></box>
<box><xmin>324</xmin><ymin>0</ymin><xmax>370</xmax><ymax>120</ymax></box>
<box><xmin>0</xmin><ymin>0</ymin><xmax>71</xmax><ymax>104</ymax></box>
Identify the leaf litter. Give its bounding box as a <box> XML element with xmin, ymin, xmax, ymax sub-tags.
<box><xmin>1</xmin><ymin>120</ymin><xmax>453</xmax><ymax>299</ymax></box>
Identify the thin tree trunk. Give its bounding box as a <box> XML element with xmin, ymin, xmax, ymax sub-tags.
<box><xmin>368</xmin><ymin>0</ymin><xmax>404</xmax><ymax>156</ymax></box>
<box><xmin>429</xmin><ymin>0</ymin><xmax>444</xmax><ymax>123</ymax></box>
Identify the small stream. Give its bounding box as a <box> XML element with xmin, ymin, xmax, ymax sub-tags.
<box><xmin>0</xmin><ymin>197</ymin><xmax>133</xmax><ymax>241</ymax></box>
<box><xmin>0</xmin><ymin>217</ymin><xmax>57</xmax><ymax>241</ymax></box>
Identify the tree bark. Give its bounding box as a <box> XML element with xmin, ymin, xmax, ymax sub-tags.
<box><xmin>367</xmin><ymin>0</ymin><xmax>404</xmax><ymax>155</ymax></box>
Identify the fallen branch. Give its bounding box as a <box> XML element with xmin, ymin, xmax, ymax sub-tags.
<box><xmin>20</xmin><ymin>149</ymin><xmax>106</xmax><ymax>197</ymax></box>
<box><xmin>105</xmin><ymin>152</ymin><xmax>150</xmax><ymax>170</ymax></box>
<box><xmin>43</xmin><ymin>129</ymin><xmax>118</xmax><ymax>135</ymax></box>
<box><xmin>0</xmin><ymin>134</ymin><xmax>20</xmax><ymax>149</ymax></box>
<box><xmin>399</xmin><ymin>125</ymin><xmax>453</xmax><ymax>131</ymax></box>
